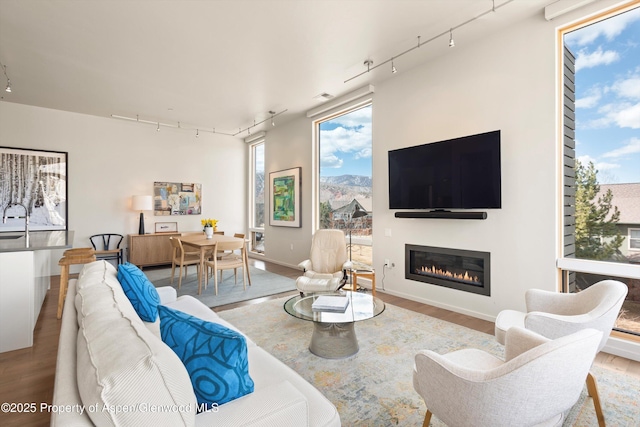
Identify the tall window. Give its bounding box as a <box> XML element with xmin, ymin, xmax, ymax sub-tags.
<box><xmin>249</xmin><ymin>141</ymin><xmax>265</xmax><ymax>254</ymax></box>
<box><xmin>562</xmin><ymin>4</ymin><xmax>640</xmax><ymax>336</ymax></box>
<box><xmin>317</xmin><ymin>104</ymin><xmax>373</xmax><ymax>268</ymax></box>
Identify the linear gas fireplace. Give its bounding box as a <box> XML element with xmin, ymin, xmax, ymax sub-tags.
<box><xmin>405</xmin><ymin>245</ymin><xmax>490</xmax><ymax>296</ymax></box>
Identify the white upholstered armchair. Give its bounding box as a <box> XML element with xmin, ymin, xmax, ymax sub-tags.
<box><xmin>494</xmin><ymin>280</ymin><xmax>628</xmax><ymax>427</ymax></box>
<box><xmin>295</xmin><ymin>229</ymin><xmax>352</xmax><ymax>294</ymax></box>
<box><xmin>413</xmin><ymin>327</ymin><xmax>602</xmax><ymax>427</ymax></box>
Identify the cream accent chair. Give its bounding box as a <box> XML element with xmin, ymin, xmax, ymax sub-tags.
<box><xmin>169</xmin><ymin>236</ymin><xmax>201</xmax><ymax>289</ymax></box>
<box><xmin>494</xmin><ymin>280</ymin><xmax>628</xmax><ymax>427</ymax></box>
<box><xmin>413</xmin><ymin>327</ymin><xmax>603</xmax><ymax>427</ymax></box>
<box><xmin>295</xmin><ymin>229</ymin><xmax>352</xmax><ymax>294</ymax></box>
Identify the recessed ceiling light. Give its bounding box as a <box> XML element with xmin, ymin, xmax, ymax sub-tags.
<box><xmin>313</xmin><ymin>93</ymin><xmax>334</xmax><ymax>102</ymax></box>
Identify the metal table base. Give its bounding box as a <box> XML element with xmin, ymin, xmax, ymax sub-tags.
<box><xmin>309</xmin><ymin>322</ymin><xmax>359</xmax><ymax>359</ymax></box>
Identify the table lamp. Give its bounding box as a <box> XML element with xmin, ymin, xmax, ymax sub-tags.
<box><xmin>132</xmin><ymin>195</ymin><xmax>153</xmax><ymax>235</ymax></box>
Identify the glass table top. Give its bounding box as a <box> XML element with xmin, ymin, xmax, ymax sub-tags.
<box><xmin>284</xmin><ymin>291</ymin><xmax>385</xmax><ymax>324</ymax></box>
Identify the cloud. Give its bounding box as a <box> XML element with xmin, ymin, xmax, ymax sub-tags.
<box><xmin>602</xmin><ymin>137</ymin><xmax>640</xmax><ymax>158</ymax></box>
<box><xmin>577</xmin><ymin>154</ymin><xmax>620</xmax><ymax>173</ymax></box>
<box><xmin>565</xmin><ymin>7</ymin><xmax>640</xmax><ymax>46</ymax></box>
<box><xmin>577</xmin><ymin>154</ymin><xmax>597</xmax><ymax>165</ymax></box>
<box><xmin>612</xmin><ymin>76</ymin><xmax>640</xmax><ymax>99</ymax></box>
<box><xmin>320</xmin><ymin>107</ymin><xmax>372</xmax><ymax>170</ymax></box>
<box><xmin>575</xmin><ymin>47</ymin><xmax>620</xmax><ymax>71</ymax></box>
<box><xmin>584</xmin><ymin>101</ymin><xmax>640</xmax><ymax>129</ymax></box>
<box><xmin>576</xmin><ymin>87</ymin><xmax>602</xmax><ymax>108</ymax></box>
<box><xmin>321</xmin><ymin>152</ymin><xmax>344</xmax><ymax>169</ymax></box>
<box><xmin>595</xmin><ymin>161</ymin><xmax>621</xmax><ymax>170</ymax></box>
<box><xmin>612</xmin><ymin>103</ymin><xmax>640</xmax><ymax>128</ymax></box>
<box><xmin>580</xmin><ymin>75</ymin><xmax>640</xmax><ymax>128</ymax></box>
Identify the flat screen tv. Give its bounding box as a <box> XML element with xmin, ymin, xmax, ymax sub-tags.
<box><xmin>389</xmin><ymin>130</ymin><xmax>501</xmax><ymax>210</ymax></box>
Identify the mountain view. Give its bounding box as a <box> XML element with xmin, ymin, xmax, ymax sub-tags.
<box><xmin>319</xmin><ymin>175</ymin><xmax>372</xmax><ymax>206</ymax></box>
<box><xmin>255</xmin><ymin>173</ymin><xmax>372</xmax><ymax>209</ymax></box>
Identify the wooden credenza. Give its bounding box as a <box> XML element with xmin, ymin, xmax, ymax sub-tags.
<box><xmin>128</xmin><ymin>232</ymin><xmax>203</xmax><ymax>268</ymax></box>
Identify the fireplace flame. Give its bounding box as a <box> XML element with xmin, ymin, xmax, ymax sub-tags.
<box><xmin>418</xmin><ymin>265</ymin><xmax>480</xmax><ymax>283</ymax></box>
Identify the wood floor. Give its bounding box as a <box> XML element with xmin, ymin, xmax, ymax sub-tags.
<box><xmin>1</xmin><ymin>259</ymin><xmax>638</xmax><ymax>426</ymax></box>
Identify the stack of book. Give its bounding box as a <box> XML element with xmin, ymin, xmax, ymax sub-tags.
<box><xmin>311</xmin><ymin>295</ymin><xmax>350</xmax><ymax>312</ymax></box>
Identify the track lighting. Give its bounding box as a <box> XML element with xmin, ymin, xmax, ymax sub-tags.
<box><xmin>111</xmin><ymin>109</ymin><xmax>288</xmax><ymax>137</ymax></box>
<box><xmin>391</xmin><ymin>60</ymin><xmax>397</xmax><ymax>74</ymax></box>
<box><xmin>1</xmin><ymin>63</ymin><xmax>12</xmax><ymax>93</ymax></box>
<box><xmin>344</xmin><ymin>0</ymin><xmax>515</xmax><ymax>83</ymax></box>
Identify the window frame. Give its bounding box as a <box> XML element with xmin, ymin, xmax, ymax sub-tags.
<box><xmin>557</xmin><ymin>1</ymin><xmax>640</xmax><ymax>345</ymax></box>
<box><xmin>629</xmin><ymin>228</ymin><xmax>640</xmax><ymax>251</ymax></box>
<box><xmin>313</xmin><ymin>100</ymin><xmax>373</xmax><ymax>268</ymax></box>
<box><xmin>248</xmin><ymin>139</ymin><xmax>265</xmax><ymax>255</ymax></box>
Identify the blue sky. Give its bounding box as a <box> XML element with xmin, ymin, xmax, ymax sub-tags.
<box><xmin>564</xmin><ymin>6</ymin><xmax>640</xmax><ymax>184</ymax></box>
<box><xmin>319</xmin><ymin>104</ymin><xmax>372</xmax><ymax>177</ymax></box>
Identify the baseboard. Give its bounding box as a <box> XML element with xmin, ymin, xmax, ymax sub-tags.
<box><xmin>380</xmin><ymin>288</ymin><xmax>495</xmax><ymax>322</ymax></box>
<box><xmin>249</xmin><ymin>254</ymin><xmax>300</xmax><ymax>271</ymax></box>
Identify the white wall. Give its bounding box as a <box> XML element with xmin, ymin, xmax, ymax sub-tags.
<box><xmin>261</xmin><ymin>115</ymin><xmax>315</xmax><ymax>267</ymax></box>
<box><xmin>0</xmin><ymin>101</ymin><xmax>247</xmax><ymax>273</ymax></box>
<box><xmin>260</xmin><ymin>2</ymin><xmax>625</xmax><ymax>321</ymax></box>
<box><xmin>372</xmin><ymin>15</ymin><xmax>558</xmax><ymax>321</ymax></box>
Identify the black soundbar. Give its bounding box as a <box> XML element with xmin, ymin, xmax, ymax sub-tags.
<box><xmin>394</xmin><ymin>211</ymin><xmax>487</xmax><ymax>220</ymax></box>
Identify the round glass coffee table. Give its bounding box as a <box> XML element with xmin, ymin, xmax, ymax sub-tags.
<box><xmin>284</xmin><ymin>291</ymin><xmax>385</xmax><ymax>359</ymax></box>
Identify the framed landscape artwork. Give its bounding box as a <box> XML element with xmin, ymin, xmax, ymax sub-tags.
<box><xmin>0</xmin><ymin>146</ymin><xmax>68</xmax><ymax>232</ymax></box>
<box><xmin>153</xmin><ymin>182</ymin><xmax>201</xmax><ymax>216</ymax></box>
<box><xmin>270</xmin><ymin>167</ymin><xmax>301</xmax><ymax>228</ymax></box>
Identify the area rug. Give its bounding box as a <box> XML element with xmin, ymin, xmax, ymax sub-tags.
<box><xmin>218</xmin><ymin>297</ymin><xmax>640</xmax><ymax>426</ymax></box>
<box><xmin>146</xmin><ymin>266</ymin><xmax>296</xmax><ymax>308</ymax></box>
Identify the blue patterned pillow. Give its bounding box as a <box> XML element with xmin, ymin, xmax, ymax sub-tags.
<box><xmin>158</xmin><ymin>305</ymin><xmax>254</xmax><ymax>409</ymax></box>
<box><xmin>117</xmin><ymin>262</ymin><xmax>161</xmax><ymax>322</ymax></box>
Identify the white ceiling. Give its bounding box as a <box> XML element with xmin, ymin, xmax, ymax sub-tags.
<box><xmin>0</xmin><ymin>0</ymin><xmax>551</xmax><ymax>137</ymax></box>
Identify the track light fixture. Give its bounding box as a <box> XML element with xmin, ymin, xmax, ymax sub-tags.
<box><xmin>344</xmin><ymin>0</ymin><xmax>515</xmax><ymax>83</ymax></box>
<box><xmin>1</xmin><ymin>62</ymin><xmax>12</xmax><ymax>93</ymax></box>
<box><xmin>391</xmin><ymin>59</ymin><xmax>397</xmax><ymax>74</ymax></box>
<box><xmin>111</xmin><ymin>109</ymin><xmax>288</xmax><ymax>137</ymax></box>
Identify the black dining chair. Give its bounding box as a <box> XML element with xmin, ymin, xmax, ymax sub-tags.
<box><xmin>89</xmin><ymin>233</ymin><xmax>124</xmax><ymax>265</ymax></box>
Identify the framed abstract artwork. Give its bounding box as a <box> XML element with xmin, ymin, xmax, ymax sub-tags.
<box><xmin>269</xmin><ymin>167</ymin><xmax>301</xmax><ymax>228</ymax></box>
<box><xmin>0</xmin><ymin>146</ymin><xmax>68</xmax><ymax>231</ymax></box>
<box><xmin>153</xmin><ymin>182</ymin><xmax>201</xmax><ymax>216</ymax></box>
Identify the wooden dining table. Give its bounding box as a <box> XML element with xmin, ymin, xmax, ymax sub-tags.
<box><xmin>179</xmin><ymin>233</ymin><xmax>252</xmax><ymax>295</ymax></box>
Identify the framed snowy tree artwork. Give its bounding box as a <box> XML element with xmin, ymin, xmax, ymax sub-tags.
<box><xmin>0</xmin><ymin>147</ymin><xmax>68</xmax><ymax>232</ymax></box>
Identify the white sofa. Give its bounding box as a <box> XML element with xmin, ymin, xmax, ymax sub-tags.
<box><xmin>51</xmin><ymin>260</ymin><xmax>340</xmax><ymax>427</ymax></box>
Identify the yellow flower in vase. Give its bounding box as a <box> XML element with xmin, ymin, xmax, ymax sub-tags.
<box><xmin>201</xmin><ymin>218</ymin><xmax>218</xmax><ymax>231</ymax></box>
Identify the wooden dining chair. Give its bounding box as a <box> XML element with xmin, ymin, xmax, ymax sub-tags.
<box><xmin>218</xmin><ymin>233</ymin><xmax>246</xmax><ymax>259</ymax></box>
<box><xmin>169</xmin><ymin>237</ymin><xmax>201</xmax><ymax>289</ymax></box>
<box><xmin>204</xmin><ymin>240</ymin><xmax>247</xmax><ymax>295</ymax></box>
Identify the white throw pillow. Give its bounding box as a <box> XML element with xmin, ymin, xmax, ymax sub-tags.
<box><xmin>75</xmin><ymin>269</ymin><xmax>196</xmax><ymax>427</ymax></box>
